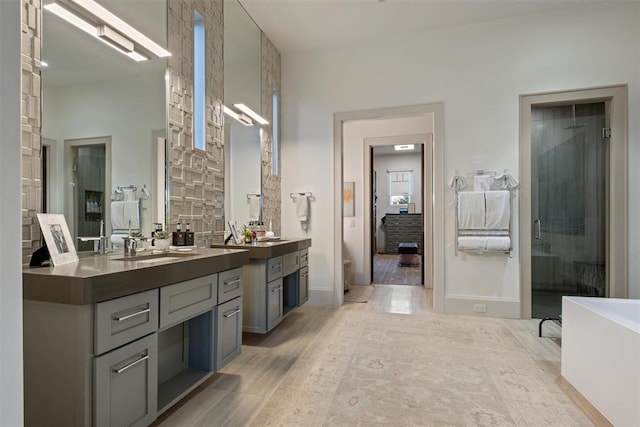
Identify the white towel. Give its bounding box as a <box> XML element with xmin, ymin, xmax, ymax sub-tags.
<box><xmin>458</xmin><ymin>236</ymin><xmax>486</xmax><ymax>251</ymax></box>
<box><xmin>249</xmin><ymin>196</ymin><xmax>261</xmax><ymax>221</ymax></box>
<box><xmin>458</xmin><ymin>236</ymin><xmax>510</xmax><ymax>251</ymax></box>
<box><xmin>458</xmin><ymin>192</ymin><xmax>485</xmax><ymax>230</ymax></box>
<box><xmin>110</xmin><ymin>233</ymin><xmax>129</xmax><ymax>249</ymax></box>
<box><xmin>486</xmin><ymin>236</ymin><xmax>511</xmax><ymax>251</ymax></box>
<box><xmin>295</xmin><ymin>195</ymin><xmax>309</xmax><ymax>222</ymax></box>
<box><xmin>474</xmin><ymin>175</ymin><xmax>493</xmax><ymax>192</ymax></box>
<box><xmin>111</xmin><ymin>201</ymin><xmax>140</xmax><ymax>231</ymax></box>
<box><xmin>122</xmin><ymin>188</ymin><xmax>135</xmax><ymax>201</ymax></box>
<box><xmin>485</xmin><ymin>191</ymin><xmax>510</xmax><ymax>230</ymax></box>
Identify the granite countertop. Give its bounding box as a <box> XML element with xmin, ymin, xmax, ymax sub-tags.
<box><xmin>23</xmin><ymin>248</ymin><xmax>250</xmax><ymax>305</ymax></box>
<box><xmin>211</xmin><ymin>237</ymin><xmax>311</xmax><ymax>259</ymax></box>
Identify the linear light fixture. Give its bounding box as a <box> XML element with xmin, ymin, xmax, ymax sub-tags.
<box><xmin>69</xmin><ymin>0</ymin><xmax>171</xmax><ymax>58</ymax></box>
<box><xmin>44</xmin><ymin>3</ymin><xmax>148</xmax><ymax>62</ymax></box>
<box><xmin>223</xmin><ymin>105</ymin><xmax>253</xmax><ymax>126</ymax></box>
<box><xmin>233</xmin><ymin>103</ymin><xmax>269</xmax><ymax>125</ymax></box>
<box><xmin>394</xmin><ymin>144</ymin><xmax>415</xmax><ymax>151</ymax></box>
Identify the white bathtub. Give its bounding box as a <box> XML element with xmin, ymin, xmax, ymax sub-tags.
<box><xmin>562</xmin><ymin>297</ymin><xmax>640</xmax><ymax>426</ymax></box>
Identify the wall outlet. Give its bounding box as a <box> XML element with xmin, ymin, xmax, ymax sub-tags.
<box><xmin>473</xmin><ymin>304</ymin><xmax>487</xmax><ymax>313</ymax></box>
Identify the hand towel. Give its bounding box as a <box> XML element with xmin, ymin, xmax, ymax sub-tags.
<box><xmin>111</xmin><ymin>200</ymin><xmax>140</xmax><ymax>231</ymax></box>
<box><xmin>485</xmin><ymin>191</ymin><xmax>510</xmax><ymax>230</ymax></box>
<box><xmin>296</xmin><ymin>195</ymin><xmax>309</xmax><ymax>222</ymax></box>
<box><xmin>110</xmin><ymin>233</ymin><xmax>128</xmax><ymax>249</ymax></box>
<box><xmin>122</xmin><ymin>188</ymin><xmax>135</xmax><ymax>201</ymax></box>
<box><xmin>249</xmin><ymin>196</ymin><xmax>261</xmax><ymax>221</ymax></box>
<box><xmin>473</xmin><ymin>175</ymin><xmax>493</xmax><ymax>192</ymax></box>
<box><xmin>458</xmin><ymin>192</ymin><xmax>485</xmax><ymax>230</ymax></box>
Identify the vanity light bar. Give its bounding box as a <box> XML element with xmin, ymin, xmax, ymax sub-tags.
<box><xmin>223</xmin><ymin>105</ymin><xmax>254</xmax><ymax>126</ymax></box>
<box><xmin>44</xmin><ymin>3</ymin><xmax>148</xmax><ymax>62</ymax></box>
<box><xmin>69</xmin><ymin>0</ymin><xmax>172</xmax><ymax>58</ymax></box>
<box><xmin>233</xmin><ymin>103</ymin><xmax>269</xmax><ymax>125</ymax></box>
<box><xmin>98</xmin><ymin>24</ymin><xmax>134</xmax><ymax>53</ymax></box>
<box><xmin>394</xmin><ymin>144</ymin><xmax>415</xmax><ymax>151</ymax></box>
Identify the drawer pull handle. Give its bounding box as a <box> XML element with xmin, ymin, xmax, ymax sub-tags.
<box><xmin>272</xmin><ymin>264</ymin><xmax>281</xmax><ymax>271</ymax></box>
<box><xmin>113</xmin><ymin>354</ymin><xmax>149</xmax><ymax>374</ymax></box>
<box><xmin>271</xmin><ymin>286</ymin><xmax>282</xmax><ymax>293</ymax></box>
<box><xmin>223</xmin><ymin>308</ymin><xmax>241</xmax><ymax>318</ymax></box>
<box><xmin>224</xmin><ymin>279</ymin><xmax>241</xmax><ymax>287</ymax></box>
<box><xmin>114</xmin><ymin>308</ymin><xmax>150</xmax><ymax>322</ymax></box>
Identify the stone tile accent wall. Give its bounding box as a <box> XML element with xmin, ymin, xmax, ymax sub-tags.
<box><xmin>261</xmin><ymin>34</ymin><xmax>282</xmax><ymax>236</ymax></box>
<box><xmin>167</xmin><ymin>0</ymin><xmax>225</xmax><ymax>246</ymax></box>
<box><xmin>21</xmin><ymin>0</ymin><xmax>42</xmax><ymax>262</ymax></box>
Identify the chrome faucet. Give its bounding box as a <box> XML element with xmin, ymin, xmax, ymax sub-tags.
<box><xmin>122</xmin><ymin>236</ymin><xmax>138</xmax><ymax>257</ymax></box>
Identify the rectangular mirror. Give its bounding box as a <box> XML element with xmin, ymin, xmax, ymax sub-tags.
<box><xmin>42</xmin><ymin>0</ymin><xmax>168</xmax><ymax>250</ymax></box>
<box><xmin>223</xmin><ymin>0</ymin><xmax>263</xmax><ymax>229</ymax></box>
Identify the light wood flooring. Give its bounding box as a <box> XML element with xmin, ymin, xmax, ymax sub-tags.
<box><xmin>154</xmin><ymin>285</ymin><xmax>609</xmax><ymax>427</ymax></box>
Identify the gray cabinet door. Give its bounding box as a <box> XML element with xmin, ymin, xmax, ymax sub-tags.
<box><xmin>299</xmin><ymin>266</ymin><xmax>309</xmax><ymax>306</ymax></box>
<box><xmin>94</xmin><ymin>333</ymin><xmax>158</xmax><ymax>427</ymax></box>
<box><xmin>216</xmin><ymin>297</ymin><xmax>242</xmax><ymax>370</ymax></box>
<box><xmin>267</xmin><ymin>278</ymin><xmax>283</xmax><ymax>331</ymax></box>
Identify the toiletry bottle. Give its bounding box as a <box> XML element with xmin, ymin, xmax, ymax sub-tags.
<box><xmin>185</xmin><ymin>223</ymin><xmax>194</xmax><ymax>246</ymax></box>
<box><xmin>173</xmin><ymin>222</ymin><xmax>185</xmax><ymax>246</ymax></box>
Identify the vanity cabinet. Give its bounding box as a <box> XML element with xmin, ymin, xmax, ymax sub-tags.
<box><xmin>94</xmin><ymin>333</ymin><xmax>158</xmax><ymax>427</ymax></box>
<box><xmin>242</xmin><ymin>246</ymin><xmax>309</xmax><ymax>334</ymax></box>
<box><xmin>23</xmin><ymin>249</ymin><xmax>249</xmax><ymax>427</ymax></box>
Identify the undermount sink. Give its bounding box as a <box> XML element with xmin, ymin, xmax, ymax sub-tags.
<box><xmin>112</xmin><ymin>251</ymin><xmax>197</xmax><ymax>262</ymax></box>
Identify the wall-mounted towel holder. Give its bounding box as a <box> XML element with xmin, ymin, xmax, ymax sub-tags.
<box><xmin>290</xmin><ymin>192</ymin><xmax>313</xmax><ymax>199</ymax></box>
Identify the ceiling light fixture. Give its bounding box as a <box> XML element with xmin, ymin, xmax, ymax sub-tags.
<box><xmin>394</xmin><ymin>144</ymin><xmax>415</xmax><ymax>151</ymax></box>
<box><xmin>69</xmin><ymin>0</ymin><xmax>171</xmax><ymax>58</ymax></box>
<box><xmin>44</xmin><ymin>3</ymin><xmax>149</xmax><ymax>62</ymax></box>
<box><xmin>233</xmin><ymin>103</ymin><xmax>269</xmax><ymax>125</ymax></box>
<box><xmin>223</xmin><ymin>105</ymin><xmax>254</xmax><ymax>126</ymax></box>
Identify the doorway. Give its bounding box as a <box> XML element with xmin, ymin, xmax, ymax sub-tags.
<box><xmin>65</xmin><ymin>137</ymin><xmax>111</xmax><ymax>251</ymax></box>
<box><xmin>371</xmin><ymin>142</ymin><xmax>425</xmax><ymax>286</ymax></box>
<box><xmin>519</xmin><ymin>86</ymin><xmax>628</xmax><ymax>319</ymax></box>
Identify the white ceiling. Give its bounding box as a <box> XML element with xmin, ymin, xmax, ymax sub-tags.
<box><xmin>239</xmin><ymin>0</ymin><xmax>606</xmax><ymax>54</ymax></box>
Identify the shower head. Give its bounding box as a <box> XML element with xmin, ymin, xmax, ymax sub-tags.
<box><xmin>564</xmin><ymin>104</ymin><xmax>586</xmax><ymax>129</ymax></box>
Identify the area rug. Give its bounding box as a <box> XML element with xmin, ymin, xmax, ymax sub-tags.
<box><xmin>344</xmin><ymin>285</ymin><xmax>374</xmax><ymax>303</ymax></box>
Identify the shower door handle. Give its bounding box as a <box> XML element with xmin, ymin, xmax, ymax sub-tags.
<box><xmin>534</xmin><ymin>219</ymin><xmax>542</xmax><ymax>240</ymax></box>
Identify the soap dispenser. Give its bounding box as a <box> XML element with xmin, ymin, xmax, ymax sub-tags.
<box><xmin>173</xmin><ymin>222</ymin><xmax>185</xmax><ymax>246</ymax></box>
<box><xmin>185</xmin><ymin>223</ymin><xmax>194</xmax><ymax>246</ymax></box>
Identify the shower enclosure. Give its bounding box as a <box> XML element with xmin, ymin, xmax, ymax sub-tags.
<box><xmin>530</xmin><ymin>102</ymin><xmax>607</xmax><ymax>318</ymax></box>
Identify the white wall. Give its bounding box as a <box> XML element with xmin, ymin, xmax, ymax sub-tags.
<box><xmin>43</xmin><ymin>72</ymin><xmax>166</xmax><ymax>236</ymax></box>
<box><xmin>281</xmin><ymin>2</ymin><xmax>640</xmax><ymax>312</ymax></box>
<box><xmin>0</xmin><ymin>0</ymin><xmax>24</xmax><ymax>424</ymax></box>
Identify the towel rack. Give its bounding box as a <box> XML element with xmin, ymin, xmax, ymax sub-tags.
<box><xmin>290</xmin><ymin>192</ymin><xmax>313</xmax><ymax>199</ymax></box>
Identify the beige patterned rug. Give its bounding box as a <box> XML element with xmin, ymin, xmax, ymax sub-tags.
<box><xmin>343</xmin><ymin>285</ymin><xmax>374</xmax><ymax>303</ymax></box>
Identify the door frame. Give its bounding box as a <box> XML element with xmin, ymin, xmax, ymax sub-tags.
<box><xmin>519</xmin><ymin>85</ymin><xmax>628</xmax><ymax>319</ymax></box>
<box><xmin>333</xmin><ymin>102</ymin><xmax>445</xmax><ymax>311</ymax></box>
<box><xmin>364</xmin><ymin>134</ymin><xmax>432</xmax><ymax>287</ymax></box>
<box><xmin>64</xmin><ymin>136</ymin><xmax>112</xmax><ymax>242</ymax></box>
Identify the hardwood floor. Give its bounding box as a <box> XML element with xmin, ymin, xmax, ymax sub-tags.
<box><xmin>154</xmin><ymin>285</ymin><xmax>609</xmax><ymax>427</ymax></box>
<box><xmin>372</xmin><ymin>254</ymin><xmax>422</xmax><ymax>286</ymax></box>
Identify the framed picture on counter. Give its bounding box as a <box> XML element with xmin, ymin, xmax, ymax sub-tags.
<box><xmin>228</xmin><ymin>221</ymin><xmax>243</xmax><ymax>245</ymax></box>
<box><xmin>36</xmin><ymin>213</ymin><xmax>79</xmax><ymax>266</ymax></box>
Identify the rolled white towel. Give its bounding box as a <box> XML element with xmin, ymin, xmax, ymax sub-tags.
<box><xmin>486</xmin><ymin>236</ymin><xmax>511</xmax><ymax>251</ymax></box>
<box><xmin>457</xmin><ymin>236</ymin><xmax>487</xmax><ymax>251</ymax></box>
<box><xmin>110</xmin><ymin>234</ymin><xmax>128</xmax><ymax>249</ymax></box>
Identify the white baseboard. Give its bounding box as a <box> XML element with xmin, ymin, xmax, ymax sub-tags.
<box><xmin>445</xmin><ymin>295</ymin><xmax>520</xmax><ymax>318</ymax></box>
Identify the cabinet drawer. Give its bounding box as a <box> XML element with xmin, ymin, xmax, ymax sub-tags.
<box><xmin>160</xmin><ymin>274</ymin><xmax>218</xmax><ymax>329</ymax></box>
<box><xmin>282</xmin><ymin>252</ymin><xmax>299</xmax><ymax>277</ymax></box>
<box><xmin>95</xmin><ymin>289</ymin><xmax>159</xmax><ymax>355</ymax></box>
<box><xmin>216</xmin><ymin>296</ymin><xmax>242</xmax><ymax>370</ymax></box>
<box><xmin>218</xmin><ymin>268</ymin><xmax>242</xmax><ymax>304</ymax></box>
<box><xmin>299</xmin><ymin>266</ymin><xmax>309</xmax><ymax>306</ymax></box>
<box><xmin>267</xmin><ymin>256</ymin><xmax>283</xmax><ymax>282</ymax></box>
<box><xmin>299</xmin><ymin>248</ymin><xmax>309</xmax><ymax>268</ymax></box>
<box><xmin>94</xmin><ymin>333</ymin><xmax>158</xmax><ymax>427</ymax></box>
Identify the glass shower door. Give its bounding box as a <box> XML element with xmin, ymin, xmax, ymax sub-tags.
<box><xmin>530</xmin><ymin>102</ymin><xmax>607</xmax><ymax>318</ymax></box>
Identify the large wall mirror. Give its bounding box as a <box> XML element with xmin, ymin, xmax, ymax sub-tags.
<box><xmin>42</xmin><ymin>0</ymin><xmax>167</xmax><ymax>250</ymax></box>
<box><xmin>223</xmin><ymin>0</ymin><xmax>263</xmax><ymax>230</ymax></box>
